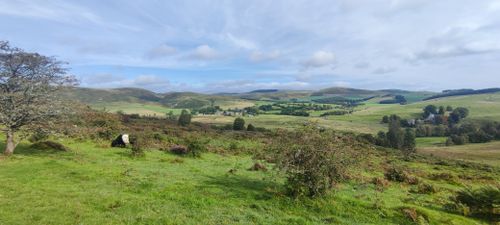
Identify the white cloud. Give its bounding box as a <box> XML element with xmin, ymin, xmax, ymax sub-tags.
<box><xmin>188</xmin><ymin>45</ymin><xmax>218</xmax><ymax>60</ymax></box>
<box><xmin>302</xmin><ymin>51</ymin><xmax>336</xmax><ymax>68</ymax></box>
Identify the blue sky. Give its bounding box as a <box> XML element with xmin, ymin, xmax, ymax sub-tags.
<box><xmin>1</xmin><ymin>0</ymin><xmax>500</xmax><ymax>93</ymax></box>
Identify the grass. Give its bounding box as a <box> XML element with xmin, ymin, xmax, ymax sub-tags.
<box><xmin>0</xmin><ymin>136</ymin><xmax>498</xmax><ymax>224</ymax></box>
<box><xmin>91</xmin><ymin>102</ymin><xmax>183</xmax><ymax>116</ymax></box>
<box><xmin>418</xmin><ymin>141</ymin><xmax>500</xmax><ymax>166</ymax></box>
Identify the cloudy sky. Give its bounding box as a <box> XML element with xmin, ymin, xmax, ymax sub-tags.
<box><xmin>1</xmin><ymin>0</ymin><xmax>500</xmax><ymax>93</ymax></box>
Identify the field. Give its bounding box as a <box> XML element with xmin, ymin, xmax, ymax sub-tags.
<box><xmin>418</xmin><ymin>140</ymin><xmax>500</xmax><ymax>166</ymax></box>
<box><xmin>0</xmin><ymin>137</ymin><xmax>498</xmax><ymax>225</ymax></box>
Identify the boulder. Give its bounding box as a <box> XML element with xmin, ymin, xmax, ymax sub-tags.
<box><xmin>111</xmin><ymin>134</ymin><xmax>130</xmax><ymax>148</ymax></box>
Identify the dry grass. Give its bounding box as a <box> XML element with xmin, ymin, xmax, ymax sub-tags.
<box><xmin>418</xmin><ymin>141</ymin><xmax>500</xmax><ymax>166</ymax></box>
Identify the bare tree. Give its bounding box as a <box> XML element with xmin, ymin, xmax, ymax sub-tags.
<box><xmin>0</xmin><ymin>41</ymin><xmax>77</xmax><ymax>155</ymax></box>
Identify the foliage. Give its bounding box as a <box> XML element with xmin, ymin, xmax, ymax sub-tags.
<box><xmin>233</xmin><ymin>117</ymin><xmax>246</xmax><ymax>131</ymax></box>
<box><xmin>185</xmin><ymin>137</ymin><xmax>208</xmax><ymax>158</ymax></box>
<box><xmin>265</xmin><ymin>126</ymin><xmax>362</xmax><ymax>197</ymax></box>
<box><xmin>379</xmin><ymin>95</ymin><xmax>407</xmax><ymax>104</ymax></box>
<box><xmin>169</xmin><ymin>145</ymin><xmax>189</xmax><ymax>155</ymax></box>
<box><xmin>423</xmin><ymin>105</ymin><xmax>438</xmax><ymax>118</ymax></box>
<box><xmin>178</xmin><ymin>109</ymin><xmax>192</xmax><ymax>126</ymax></box>
<box><xmin>384</xmin><ymin>167</ymin><xmax>418</xmax><ymax>184</ymax></box>
<box><xmin>0</xmin><ymin>41</ymin><xmax>76</xmax><ymax>155</ymax></box>
<box><xmin>449</xmin><ymin>186</ymin><xmax>500</xmax><ymax>220</ymax></box>
<box><xmin>130</xmin><ymin>135</ymin><xmax>145</xmax><ymax>157</ymax></box>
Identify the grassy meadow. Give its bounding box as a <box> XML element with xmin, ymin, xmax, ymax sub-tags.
<box><xmin>0</xmin><ymin>137</ymin><xmax>498</xmax><ymax>225</ymax></box>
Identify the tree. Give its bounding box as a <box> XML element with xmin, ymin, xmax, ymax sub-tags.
<box><xmin>438</xmin><ymin>106</ymin><xmax>445</xmax><ymax>115</ymax></box>
<box><xmin>448</xmin><ymin>107</ymin><xmax>469</xmax><ymax>124</ymax></box>
<box><xmin>423</xmin><ymin>105</ymin><xmax>437</xmax><ymax>118</ymax></box>
<box><xmin>177</xmin><ymin>109</ymin><xmax>191</xmax><ymax>126</ymax></box>
<box><xmin>402</xmin><ymin>128</ymin><xmax>416</xmax><ymax>157</ymax></box>
<box><xmin>233</xmin><ymin>117</ymin><xmax>245</xmax><ymax>131</ymax></box>
<box><xmin>386</xmin><ymin>119</ymin><xmax>404</xmax><ymax>149</ymax></box>
<box><xmin>166</xmin><ymin>111</ymin><xmax>177</xmax><ymax>120</ymax></box>
<box><xmin>0</xmin><ymin>41</ymin><xmax>76</xmax><ymax>155</ymax></box>
<box><xmin>446</xmin><ymin>106</ymin><xmax>453</xmax><ymax>111</ymax></box>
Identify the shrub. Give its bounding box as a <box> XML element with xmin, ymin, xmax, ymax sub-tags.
<box><xmin>449</xmin><ymin>186</ymin><xmax>500</xmax><ymax>220</ymax></box>
<box><xmin>186</xmin><ymin>138</ymin><xmax>207</xmax><ymax>157</ymax></box>
<box><xmin>248</xmin><ymin>162</ymin><xmax>267</xmax><ymax>172</ymax></box>
<box><xmin>233</xmin><ymin>117</ymin><xmax>246</xmax><ymax>131</ymax></box>
<box><xmin>130</xmin><ymin>135</ymin><xmax>146</xmax><ymax>157</ymax></box>
<box><xmin>170</xmin><ymin>145</ymin><xmax>189</xmax><ymax>155</ymax></box>
<box><xmin>384</xmin><ymin>167</ymin><xmax>419</xmax><ymax>185</ymax></box>
<box><xmin>30</xmin><ymin>141</ymin><xmax>70</xmax><ymax>152</ymax></box>
<box><xmin>410</xmin><ymin>183</ymin><xmax>437</xmax><ymax>194</ymax></box>
<box><xmin>247</xmin><ymin>123</ymin><xmax>256</xmax><ymax>131</ymax></box>
<box><xmin>371</xmin><ymin>177</ymin><xmax>390</xmax><ymax>191</ymax></box>
<box><xmin>265</xmin><ymin>126</ymin><xmax>362</xmax><ymax>197</ymax></box>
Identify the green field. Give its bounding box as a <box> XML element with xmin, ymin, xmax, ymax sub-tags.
<box><xmin>0</xmin><ymin>138</ymin><xmax>497</xmax><ymax>225</ymax></box>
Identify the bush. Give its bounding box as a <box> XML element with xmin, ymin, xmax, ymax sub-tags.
<box><xmin>130</xmin><ymin>137</ymin><xmax>145</xmax><ymax>157</ymax></box>
<box><xmin>178</xmin><ymin>109</ymin><xmax>192</xmax><ymax>126</ymax></box>
<box><xmin>264</xmin><ymin>126</ymin><xmax>362</xmax><ymax>197</ymax></box>
<box><xmin>384</xmin><ymin>167</ymin><xmax>418</xmax><ymax>185</ymax></box>
<box><xmin>248</xmin><ymin>162</ymin><xmax>267</xmax><ymax>172</ymax></box>
<box><xmin>170</xmin><ymin>145</ymin><xmax>189</xmax><ymax>155</ymax></box>
<box><xmin>233</xmin><ymin>117</ymin><xmax>246</xmax><ymax>131</ymax></box>
<box><xmin>30</xmin><ymin>141</ymin><xmax>70</xmax><ymax>152</ymax></box>
<box><xmin>247</xmin><ymin>123</ymin><xmax>256</xmax><ymax>131</ymax></box>
<box><xmin>449</xmin><ymin>186</ymin><xmax>500</xmax><ymax>220</ymax></box>
<box><xmin>410</xmin><ymin>183</ymin><xmax>437</xmax><ymax>194</ymax></box>
<box><xmin>186</xmin><ymin>138</ymin><xmax>207</xmax><ymax>157</ymax></box>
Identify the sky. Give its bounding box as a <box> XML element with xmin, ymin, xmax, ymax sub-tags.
<box><xmin>1</xmin><ymin>0</ymin><xmax>500</xmax><ymax>93</ymax></box>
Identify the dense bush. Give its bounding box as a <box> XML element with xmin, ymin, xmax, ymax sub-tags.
<box><xmin>233</xmin><ymin>117</ymin><xmax>246</xmax><ymax>131</ymax></box>
<box><xmin>264</xmin><ymin>126</ymin><xmax>362</xmax><ymax>197</ymax></box>
<box><xmin>448</xmin><ymin>186</ymin><xmax>500</xmax><ymax>220</ymax></box>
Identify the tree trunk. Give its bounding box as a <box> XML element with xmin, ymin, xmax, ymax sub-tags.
<box><xmin>4</xmin><ymin>130</ymin><xmax>16</xmax><ymax>155</ymax></box>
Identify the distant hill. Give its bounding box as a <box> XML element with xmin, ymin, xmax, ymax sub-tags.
<box><xmin>62</xmin><ymin>87</ymin><xmax>162</xmax><ymax>104</ymax></box>
<box><xmin>423</xmin><ymin>88</ymin><xmax>500</xmax><ymax>100</ymax></box>
<box><xmin>311</xmin><ymin>87</ymin><xmax>435</xmax><ymax>103</ymax></box>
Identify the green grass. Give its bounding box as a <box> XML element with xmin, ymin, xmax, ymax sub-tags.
<box><xmin>91</xmin><ymin>102</ymin><xmax>183</xmax><ymax>116</ymax></box>
<box><xmin>0</xmin><ymin>137</ymin><xmax>497</xmax><ymax>224</ymax></box>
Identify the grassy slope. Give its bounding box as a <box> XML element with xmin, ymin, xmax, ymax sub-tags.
<box><xmin>0</xmin><ymin>138</ymin><xmax>495</xmax><ymax>225</ymax></box>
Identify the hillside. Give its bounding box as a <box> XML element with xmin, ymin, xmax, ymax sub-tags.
<box><xmin>311</xmin><ymin>87</ymin><xmax>435</xmax><ymax>103</ymax></box>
